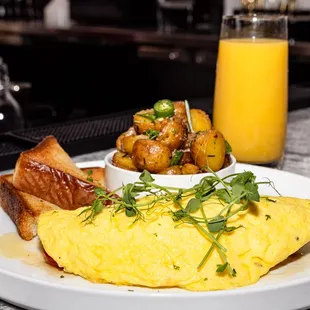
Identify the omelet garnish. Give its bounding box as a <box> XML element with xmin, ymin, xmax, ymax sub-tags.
<box><xmin>38</xmin><ymin>194</ymin><xmax>310</xmax><ymax>291</ymax></box>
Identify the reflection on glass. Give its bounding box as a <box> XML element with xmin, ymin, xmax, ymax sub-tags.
<box><xmin>156</xmin><ymin>0</ymin><xmax>194</xmax><ymax>32</ymax></box>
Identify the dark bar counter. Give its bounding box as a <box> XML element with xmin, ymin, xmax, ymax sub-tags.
<box><xmin>0</xmin><ymin>20</ymin><xmax>219</xmax><ymax>48</ymax></box>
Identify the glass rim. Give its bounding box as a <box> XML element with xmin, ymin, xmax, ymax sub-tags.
<box><xmin>222</xmin><ymin>13</ymin><xmax>288</xmax><ymax>22</ymax></box>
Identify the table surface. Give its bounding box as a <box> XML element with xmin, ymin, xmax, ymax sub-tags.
<box><xmin>1</xmin><ymin>107</ymin><xmax>310</xmax><ymax>310</ymax></box>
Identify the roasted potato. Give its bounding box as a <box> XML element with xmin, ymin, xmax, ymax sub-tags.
<box><xmin>116</xmin><ymin>132</ymin><xmax>126</xmax><ymax>152</ymax></box>
<box><xmin>133</xmin><ymin>109</ymin><xmax>171</xmax><ymax>135</ymax></box>
<box><xmin>132</xmin><ymin>139</ymin><xmax>172</xmax><ymax>173</ymax></box>
<box><xmin>190</xmin><ymin>109</ymin><xmax>212</xmax><ymax>133</ymax></box>
<box><xmin>112</xmin><ymin>151</ymin><xmax>138</xmax><ymax>171</ymax></box>
<box><xmin>133</xmin><ymin>109</ymin><xmax>156</xmax><ymax>134</ymax></box>
<box><xmin>181</xmin><ymin>163</ymin><xmax>200</xmax><ymax>175</ymax></box>
<box><xmin>116</xmin><ymin>127</ymin><xmax>136</xmax><ymax>152</ymax></box>
<box><xmin>154</xmin><ymin>118</ymin><xmax>170</xmax><ymax>132</ymax></box>
<box><xmin>122</xmin><ymin>134</ymin><xmax>148</xmax><ymax>155</ymax></box>
<box><xmin>157</xmin><ymin>118</ymin><xmax>187</xmax><ymax>150</ymax></box>
<box><xmin>173</xmin><ymin>101</ymin><xmax>187</xmax><ymax>122</ymax></box>
<box><xmin>190</xmin><ymin>129</ymin><xmax>226</xmax><ymax>172</ymax></box>
<box><xmin>159</xmin><ymin>165</ymin><xmax>182</xmax><ymax>175</ymax></box>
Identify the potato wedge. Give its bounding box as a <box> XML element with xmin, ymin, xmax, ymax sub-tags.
<box><xmin>190</xmin><ymin>129</ymin><xmax>226</xmax><ymax>172</ymax></box>
<box><xmin>132</xmin><ymin>140</ymin><xmax>172</xmax><ymax>173</ymax></box>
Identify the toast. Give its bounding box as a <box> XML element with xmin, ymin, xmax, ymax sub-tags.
<box><xmin>3</xmin><ymin>167</ymin><xmax>105</xmax><ymax>188</ymax></box>
<box><xmin>12</xmin><ymin>136</ymin><xmax>108</xmax><ymax>210</ymax></box>
<box><xmin>0</xmin><ymin>167</ymin><xmax>106</xmax><ymax>241</ymax></box>
<box><xmin>0</xmin><ymin>176</ymin><xmax>59</xmax><ymax>241</ymax></box>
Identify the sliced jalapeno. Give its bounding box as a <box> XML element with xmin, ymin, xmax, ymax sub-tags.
<box><xmin>154</xmin><ymin>99</ymin><xmax>175</xmax><ymax>118</ymax></box>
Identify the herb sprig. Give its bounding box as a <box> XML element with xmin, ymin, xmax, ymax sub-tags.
<box><xmin>79</xmin><ymin>169</ymin><xmax>277</xmax><ymax>277</ymax></box>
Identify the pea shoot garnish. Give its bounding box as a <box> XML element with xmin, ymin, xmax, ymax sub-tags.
<box><xmin>79</xmin><ymin>169</ymin><xmax>277</xmax><ymax>277</ymax></box>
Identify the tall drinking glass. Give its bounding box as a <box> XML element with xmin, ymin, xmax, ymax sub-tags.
<box><xmin>212</xmin><ymin>14</ymin><xmax>288</xmax><ymax>168</ymax></box>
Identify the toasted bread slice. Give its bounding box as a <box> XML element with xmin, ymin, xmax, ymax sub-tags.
<box><xmin>0</xmin><ymin>167</ymin><xmax>105</xmax><ymax>241</ymax></box>
<box><xmin>12</xmin><ymin>136</ymin><xmax>108</xmax><ymax>210</ymax></box>
<box><xmin>0</xmin><ymin>176</ymin><xmax>59</xmax><ymax>241</ymax></box>
<box><xmin>4</xmin><ymin>167</ymin><xmax>105</xmax><ymax>188</ymax></box>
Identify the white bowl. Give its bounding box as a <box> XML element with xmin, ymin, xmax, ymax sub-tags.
<box><xmin>104</xmin><ymin>150</ymin><xmax>237</xmax><ymax>195</ymax></box>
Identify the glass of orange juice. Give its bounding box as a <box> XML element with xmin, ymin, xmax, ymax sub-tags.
<box><xmin>213</xmin><ymin>14</ymin><xmax>288</xmax><ymax>168</ymax></box>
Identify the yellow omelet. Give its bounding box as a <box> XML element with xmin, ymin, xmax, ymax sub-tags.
<box><xmin>37</xmin><ymin>195</ymin><xmax>310</xmax><ymax>291</ymax></box>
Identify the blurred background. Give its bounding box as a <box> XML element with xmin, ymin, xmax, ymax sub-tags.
<box><xmin>0</xmin><ymin>0</ymin><xmax>310</xmax><ymax>131</ymax></box>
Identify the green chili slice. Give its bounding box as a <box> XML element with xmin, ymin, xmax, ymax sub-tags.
<box><xmin>153</xmin><ymin>99</ymin><xmax>175</xmax><ymax>118</ymax></box>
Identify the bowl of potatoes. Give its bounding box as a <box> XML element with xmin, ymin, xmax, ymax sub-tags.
<box><xmin>104</xmin><ymin>100</ymin><xmax>236</xmax><ymax>194</ymax></box>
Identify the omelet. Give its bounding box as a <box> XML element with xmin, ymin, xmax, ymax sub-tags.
<box><xmin>37</xmin><ymin>195</ymin><xmax>310</xmax><ymax>291</ymax></box>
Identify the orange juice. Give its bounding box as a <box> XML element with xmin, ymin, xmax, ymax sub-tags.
<box><xmin>213</xmin><ymin>38</ymin><xmax>288</xmax><ymax>164</ymax></box>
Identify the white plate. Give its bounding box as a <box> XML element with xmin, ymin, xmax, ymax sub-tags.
<box><xmin>1</xmin><ymin>160</ymin><xmax>310</xmax><ymax>310</ymax></box>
